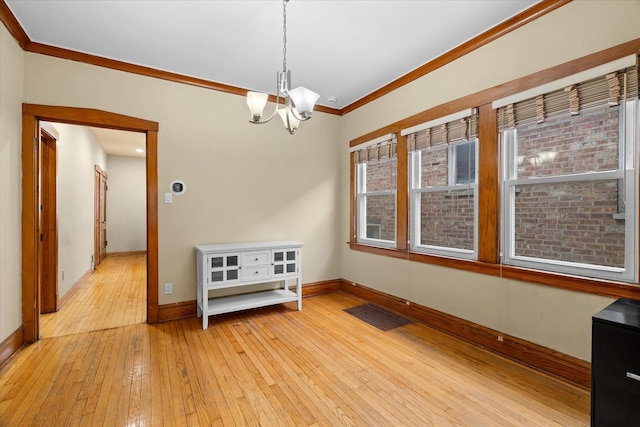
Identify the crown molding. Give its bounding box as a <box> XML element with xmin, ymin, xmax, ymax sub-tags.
<box><xmin>340</xmin><ymin>0</ymin><xmax>572</xmax><ymax>115</ymax></box>
<box><xmin>0</xmin><ymin>0</ymin><xmax>28</xmax><ymax>48</ymax></box>
<box><xmin>1</xmin><ymin>0</ymin><xmax>570</xmax><ymax>117</ymax></box>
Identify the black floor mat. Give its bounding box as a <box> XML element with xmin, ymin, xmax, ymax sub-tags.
<box><xmin>344</xmin><ymin>304</ymin><xmax>413</xmax><ymax>331</ymax></box>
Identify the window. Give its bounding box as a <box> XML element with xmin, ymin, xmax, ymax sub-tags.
<box><xmin>348</xmin><ymin>45</ymin><xmax>640</xmax><ymax>297</ymax></box>
<box><xmin>354</xmin><ymin>136</ymin><xmax>397</xmax><ymax>247</ymax></box>
<box><xmin>498</xmin><ymin>64</ymin><xmax>638</xmax><ymax>282</ymax></box>
<box><xmin>405</xmin><ymin>110</ymin><xmax>479</xmax><ymax>259</ymax></box>
<box><xmin>451</xmin><ymin>140</ymin><xmax>476</xmax><ymax>185</ymax></box>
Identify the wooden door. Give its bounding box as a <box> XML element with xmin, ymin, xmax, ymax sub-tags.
<box><xmin>39</xmin><ymin>126</ymin><xmax>58</xmax><ymax>314</ymax></box>
<box><xmin>94</xmin><ymin>166</ymin><xmax>108</xmax><ymax>267</ymax></box>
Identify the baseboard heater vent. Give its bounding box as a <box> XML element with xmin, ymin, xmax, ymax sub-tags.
<box><xmin>344</xmin><ymin>304</ymin><xmax>413</xmax><ymax>331</ymax></box>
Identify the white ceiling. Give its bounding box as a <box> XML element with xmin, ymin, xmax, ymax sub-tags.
<box><xmin>89</xmin><ymin>127</ymin><xmax>146</xmax><ymax>158</ymax></box>
<box><xmin>7</xmin><ymin>0</ymin><xmax>540</xmax><ymax>111</ymax></box>
<box><xmin>7</xmin><ymin>0</ymin><xmax>540</xmax><ymax>155</ymax></box>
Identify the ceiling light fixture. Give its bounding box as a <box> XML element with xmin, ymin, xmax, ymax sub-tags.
<box><xmin>246</xmin><ymin>0</ymin><xmax>319</xmax><ymax>135</ymax></box>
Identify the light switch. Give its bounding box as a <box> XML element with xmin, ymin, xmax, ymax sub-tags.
<box><xmin>164</xmin><ymin>192</ymin><xmax>173</xmax><ymax>204</ymax></box>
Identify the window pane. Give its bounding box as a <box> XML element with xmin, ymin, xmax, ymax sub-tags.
<box><xmin>365</xmin><ymin>194</ymin><xmax>396</xmax><ymax>241</ymax></box>
<box><xmin>419</xmin><ymin>191</ymin><xmax>474</xmax><ymax>250</ymax></box>
<box><xmin>420</xmin><ymin>146</ymin><xmax>448</xmax><ymax>187</ymax></box>
<box><xmin>515</xmin><ymin>105</ymin><xmax>619</xmax><ymax>179</ymax></box>
<box><xmin>513</xmin><ymin>179</ymin><xmax>625</xmax><ymax>268</ymax></box>
<box><xmin>366</xmin><ymin>158</ymin><xmax>396</xmax><ymax>191</ymax></box>
<box><xmin>454</xmin><ymin>141</ymin><xmax>476</xmax><ymax>185</ymax></box>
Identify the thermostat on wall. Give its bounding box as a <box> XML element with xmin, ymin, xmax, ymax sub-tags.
<box><xmin>170</xmin><ymin>179</ymin><xmax>186</xmax><ymax>195</ymax></box>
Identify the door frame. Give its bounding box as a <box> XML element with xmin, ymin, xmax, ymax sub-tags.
<box><xmin>94</xmin><ymin>165</ymin><xmax>108</xmax><ymax>268</ymax></box>
<box><xmin>22</xmin><ymin>104</ymin><xmax>159</xmax><ymax>343</ymax></box>
<box><xmin>39</xmin><ymin>124</ymin><xmax>59</xmax><ymax>314</ymax></box>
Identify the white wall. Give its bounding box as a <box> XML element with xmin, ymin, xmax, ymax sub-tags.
<box><xmin>0</xmin><ymin>24</ymin><xmax>24</xmax><ymax>343</ymax></box>
<box><xmin>339</xmin><ymin>0</ymin><xmax>640</xmax><ymax>361</ymax></box>
<box><xmin>106</xmin><ymin>155</ymin><xmax>146</xmax><ymax>253</ymax></box>
<box><xmin>22</xmin><ymin>55</ymin><xmax>342</xmax><ymax>305</ymax></box>
<box><xmin>56</xmin><ymin>123</ymin><xmax>107</xmax><ymax>297</ymax></box>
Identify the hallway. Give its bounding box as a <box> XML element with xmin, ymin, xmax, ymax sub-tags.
<box><xmin>40</xmin><ymin>253</ymin><xmax>146</xmax><ymax>338</ymax></box>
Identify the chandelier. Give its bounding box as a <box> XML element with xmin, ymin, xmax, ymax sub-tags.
<box><xmin>246</xmin><ymin>0</ymin><xmax>320</xmax><ymax>135</ymax></box>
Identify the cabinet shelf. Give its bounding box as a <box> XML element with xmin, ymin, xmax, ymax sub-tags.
<box><xmin>201</xmin><ymin>289</ymin><xmax>299</xmax><ymax>316</ymax></box>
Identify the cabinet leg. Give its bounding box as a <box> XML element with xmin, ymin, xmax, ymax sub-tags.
<box><xmin>203</xmin><ymin>314</ymin><xmax>208</xmax><ymax>329</ymax></box>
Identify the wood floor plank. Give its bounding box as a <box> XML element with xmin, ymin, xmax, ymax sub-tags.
<box><xmin>40</xmin><ymin>253</ymin><xmax>146</xmax><ymax>338</ymax></box>
<box><xmin>1</xmin><ymin>268</ymin><xmax>591</xmax><ymax>426</ymax></box>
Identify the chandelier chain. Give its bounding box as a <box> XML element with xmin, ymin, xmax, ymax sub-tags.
<box><xmin>282</xmin><ymin>0</ymin><xmax>288</xmax><ymax>73</ymax></box>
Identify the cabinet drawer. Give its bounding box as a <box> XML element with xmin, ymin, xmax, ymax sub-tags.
<box><xmin>593</xmin><ymin>321</ymin><xmax>640</xmax><ymax>395</ymax></box>
<box><xmin>241</xmin><ymin>265</ymin><xmax>270</xmax><ymax>281</ymax></box>
<box><xmin>592</xmin><ymin>380</ymin><xmax>640</xmax><ymax>426</ymax></box>
<box><xmin>242</xmin><ymin>251</ymin><xmax>269</xmax><ymax>267</ymax></box>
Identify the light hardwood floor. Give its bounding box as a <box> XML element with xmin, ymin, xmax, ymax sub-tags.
<box><xmin>40</xmin><ymin>253</ymin><xmax>147</xmax><ymax>338</ymax></box>
<box><xmin>1</xmin><ymin>256</ymin><xmax>590</xmax><ymax>426</ymax></box>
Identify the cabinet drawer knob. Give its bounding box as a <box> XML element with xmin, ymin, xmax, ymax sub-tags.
<box><xmin>255</xmin><ymin>258</ymin><xmax>258</xmax><ymax>261</ymax></box>
<box><xmin>627</xmin><ymin>372</ymin><xmax>640</xmax><ymax>382</ymax></box>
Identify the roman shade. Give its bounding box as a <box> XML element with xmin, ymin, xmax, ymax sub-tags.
<box><xmin>497</xmin><ymin>57</ymin><xmax>638</xmax><ymax>130</ymax></box>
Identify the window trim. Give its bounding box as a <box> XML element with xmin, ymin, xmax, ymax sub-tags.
<box><xmin>348</xmin><ymin>40</ymin><xmax>640</xmax><ymax>301</ymax></box>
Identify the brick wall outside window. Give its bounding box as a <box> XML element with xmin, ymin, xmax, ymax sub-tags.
<box><xmin>361</xmin><ymin>104</ymin><xmax>626</xmax><ymax>266</ymax></box>
<box><xmin>362</xmin><ymin>158</ymin><xmax>396</xmax><ymax>241</ymax></box>
<box><xmin>418</xmin><ymin>146</ymin><xmax>475</xmax><ymax>250</ymax></box>
<box><xmin>511</xmin><ymin>105</ymin><xmax>625</xmax><ymax>268</ymax></box>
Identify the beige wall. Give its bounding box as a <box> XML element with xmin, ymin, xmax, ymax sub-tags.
<box><xmin>55</xmin><ymin>123</ymin><xmax>107</xmax><ymax>297</ymax></box>
<box><xmin>22</xmin><ymin>55</ymin><xmax>342</xmax><ymax>305</ymax></box>
<box><xmin>106</xmin><ymin>155</ymin><xmax>146</xmax><ymax>253</ymax></box>
<box><xmin>339</xmin><ymin>0</ymin><xmax>640</xmax><ymax>361</ymax></box>
<box><xmin>2</xmin><ymin>0</ymin><xmax>638</xmax><ymax>362</ymax></box>
<box><xmin>0</xmin><ymin>24</ymin><xmax>24</xmax><ymax>342</ymax></box>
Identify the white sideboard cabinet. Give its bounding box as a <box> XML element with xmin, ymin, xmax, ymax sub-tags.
<box><xmin>195</xmin><ymin>241</ymin><xmax>303</xmax><ymax>329</ymax></box>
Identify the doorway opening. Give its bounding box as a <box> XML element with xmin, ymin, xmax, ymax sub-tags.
<box><xmin>21</xmin><ymin>104</ymin><xmax>159</xmax><ymax>343</ymax></box>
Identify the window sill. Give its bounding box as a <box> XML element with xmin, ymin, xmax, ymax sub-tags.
<box><xmin>348</xmin><ymin>242</ymin><xmax>640</xmax><ymax>300</ymax></box>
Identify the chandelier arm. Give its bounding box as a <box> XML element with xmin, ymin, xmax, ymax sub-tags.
<box><xmin>289</xmin><ymin>108</ymin><xmax>312</xmax><ymax>122</ymax></box>
<box><xmin>284</xmin><ymin>111</ymin><xmax>295</xmax><ymax>135</ymax></box>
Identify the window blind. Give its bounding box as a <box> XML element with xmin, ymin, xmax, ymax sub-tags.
<box><xmin>406</xmin><ymin>111</ymin><xmax>478</xmax><ymax>152</ymax></box>
<box><xmin>354</xmin><ymin>137</ymin><xmax>397</xmax><ymax>163</ymax></box>
<box><xmin>498</xmin><ymin>64</ymin><xmax>638</xmax><ymax>130</ymax></box>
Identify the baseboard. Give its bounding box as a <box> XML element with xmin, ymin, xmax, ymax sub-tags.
<box><xmin>301</xmin><ymin>279</ymin><xmax>342</xmax><ymax>296</ymax></box>
<box><xmin>158</xmin><ymin>300</ymin><xmax>196</xmax><ymax>322</ymax></box>
<box><xmin>58</xmin><ymin>269</ymin><xmax>93</xmax><ymax>309</ymax></box>
<box><xmin>158</xmin><ymin>279</ymin><xmax>343</xmax><ymax>323</ymax></box>
<box><xmin>107</xmin><ymin>251</ymin><xmax>147</xmax><ymax>257</ymax></box>
<box><xmin>339</xmin><ymin>279</ymin><xmax>590</xmax><ymax>389</ymax></box>
<box><xmin>0</xmin><ymin>326</ymin><xmax>24</xmax><ymax>368</ymax></box>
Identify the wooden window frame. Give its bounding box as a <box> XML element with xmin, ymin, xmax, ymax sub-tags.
<box><xmin>349</xmin><ymin>39</ymin><xmax>640</xmax><ymax>300</ymax></box>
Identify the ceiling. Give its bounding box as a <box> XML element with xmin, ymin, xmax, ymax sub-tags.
<box><xmin>6</xmin><ymin>0</ymin><xmax>540</xmax><ymax>111</ymax></box>
<box><xmin>6</xmin><ymin>0</ymin><xmax>542</xmax><ymax>155</ymax></box>
<box><xmin>89</xmin><ymin>127</ymin><xmax>146</xmax><ymax>158</ymax></box>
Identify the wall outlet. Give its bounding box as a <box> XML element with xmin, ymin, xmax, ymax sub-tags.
<box><xmin>164</xmin><ymin>283</ymin><xmax>173</xmax><ymax>294</ymax></box>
